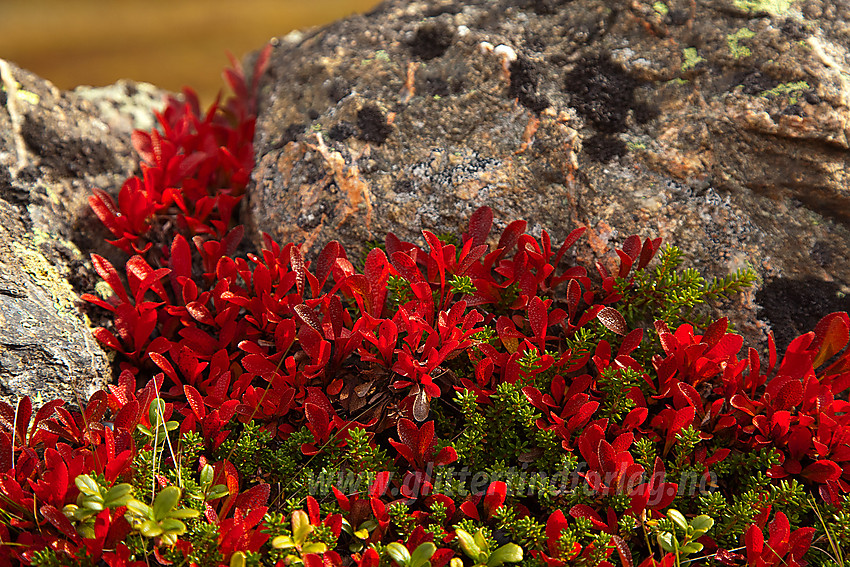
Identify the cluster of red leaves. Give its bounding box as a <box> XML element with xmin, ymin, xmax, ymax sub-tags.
<box><xmin>0</xmin><ymin>44</ymin><xmax>847</xmax><ymax>567</ymax></box>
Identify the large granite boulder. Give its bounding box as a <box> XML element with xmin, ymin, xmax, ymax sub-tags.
<box><xmin>246</xmin><ymin>0</ymin><xmax>850</xmax><ymax>351</ymax></box>
<box><xmin>0</xmin><ymin>59</ymin><xmax>166</xmax><ymax>409</ymax></box>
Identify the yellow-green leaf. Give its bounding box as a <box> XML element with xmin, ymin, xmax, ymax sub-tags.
<box><xmin>152</xmin><ymin>486</ymin><xmax>182</xmax><ymax>521</ymax></box>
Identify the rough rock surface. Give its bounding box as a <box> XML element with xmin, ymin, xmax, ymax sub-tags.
<box><xmin>247</xmin><ymin>0</ymin><xmax>850</xmax><ymax>352</ymax></box>
<box><xmin>0</xmin><ymin>60</ymin><xmax>166</xmax><ymax>409</ymax></box>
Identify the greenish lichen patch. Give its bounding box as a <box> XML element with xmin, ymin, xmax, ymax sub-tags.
<box><xmin>759</xmin><ymin>80</ymin><xmax>810</xmax><ymax>102</ymax></box>
<box><xmin>681</xmin><ymin>48</ymin><xmax>705</xmax><ymax>71</ymax></box>
<box><xmin>727</xmin><ymin>28</ymin><xmax>756</xmax><ymax>59</ymax></box>
<box><xmin>733</xmin><ymin>0</ymin><xmax>796</xmax><ymax>14</ymax></box>
<box><xmin>652</xmin><ymin>1</ymin><xmax>669</xmax><ymax>16</ymax></box>
<box><xmin>11</xmin><ymin>241</ymin><xmax>79</xmax><ymax>315</ymax></box>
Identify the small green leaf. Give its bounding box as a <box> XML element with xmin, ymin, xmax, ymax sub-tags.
<box><xmin>486</xmin><ymin>544</ymin><xmax>523</xmax><ymax>567</ymax></box>
<box><xmin>139</xmin><ymin>519</ymin><xmax>163</xmax><ymax>538</ymax></box>
<box><xmin>455</xmin><ymin>529</ymin><xmax>482</xmax><ymax>560</ymax></box>
<box><xmin>679</xmin><ymin>541</ymin><xmax>703</xmax><ymax>555</ymax></box>
<box><xmin>667</xmin><ymin>509</ymin><xmax>688</xmax><ymax>532</ymax></box>
<box><xmin>302</xmin><ymin>542</ymin><xmax>328</xmax><ymax>554</ymax></box>
<box><xmin>152</xmin><ymin>486</ymin><xmax>182</xmax><ymax>521</ymax></box>
<box><xmin>473</xmin><ymin>529</ymin><xmax>489</xmax><ymax>554</ymax></box>
<box><xmin>657</xmin><ymin>532</ymin><xmax>677</xmax><ymax>553</ymax></box>
<box><xmin>206</xmin><ymin>484</ymin><xmax>229</xmax><ymax>501</ymax></box>
<box><xmin>167</xmin><ymin>508</ymin><xmax>201</xmax><ymax>519</ymax></box>
<box><xmin>690</xmin><ymin>515</ymin><xmax>714</xmax><ymax>537</ymax></box>
<box><xmin>291</xmin><ymin>510</ymin><xmax>313</xmax><ymax>546</ymax></box>
<box><xmin>386</xmin><ymin>542</ymin><xmax>412</xmax><ymax>566</ymax></box>
<box><xmin>230</xmin><ymin>552</ymin><xmax>247</xmax><ymax>567</ymax></box>
<box><xmin>410</xmin><ymin>542</ymin><xmax>437</xmax><ymax>567</ymax></box>
<box><xmin>125</xmin><ymin>499</ymin><xmax>154</xmax><ymax>519</ymax></box>
<box><xmin>75</xmin><ymin>475</ymin><xmax>101</xmax><ymax>497</ymax></box>
<box><xmin>149</xmin><ymin>398</ymin><xmax>165</xmax><ymax>428</ymax></box>
<box><xmin>159</xmin><ymin>517</ymin><xmax>188</xmax><ymax>535</ymax></box>
<box><xmin>77</xmin><ymin>525</ymin><xmax>96</xmax><ymax>539</ymax></box>
<box><xmin>104</xmin><ymin>484</ymin><xmax>133</xmax><ymax>508</ymax></box>
<box><xmin>272</xmin><ymin>535</ymin><xmax>296</xmax><ymax>550</ymax></box>
<box><xmin>200</xmin><ymin>464</ymin><xmax>214</xmax><ymax>486</ymax></box>
<box><xmin>81</xmin><ymin>499</ymin><xmax>104</xmax><ymax>511</ymax></box>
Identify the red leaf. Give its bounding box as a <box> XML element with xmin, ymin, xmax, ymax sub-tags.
<box><xmin>184</xmin><ymin>385</ymin><xmax>205</xmax><ymax>419</ymax></box>
<box><xmin>618</xmin><ymin>329</ymin><xmax>643</xmax><ymax>357</ymax></box>
<box><xmin>812</xmin><ymin>312</ymin><xmax>850</xmax><ymax>368</ymax></box>
<box><xmin>467</xmin><ymin>206</ymin><xmax>493</xmax><ymax>248</ymax></box>
<box><xmin>391</xmin><ymin>251</ymin><xmax>424</xmax><ymax>283</ymax></box>
<box><xmin>496</xmin><ymin>220</ymin><xmax>527</xmax><ymax>254</ymax></box>
<box><xmin>598</xmin><ymin>307</ymin><xmax>627</xmax><ymax>336</ymax></box>
<box><xmin>701</xmin><ymin>317</ymin><xmax>728</xmax><ymax>350</ymax></box>
<box><xmin>801</xmin><ymin>460</ymin><xmax>841</xmax><ymax>483</ymax></box>
<box><xmin>233</xmin><ymin>483</ymin><xmax>271</xmax><ymax>511</ymax></box>
<box><xmin>40</xmin><ymin>504</ymin><xmax>79</xmax><ymax>541</ymax></box>
<box><xmin>91</xmin><ymin>254</ymin><xmax>129</xmax><ymax>303</ymax></box>
<box><xmin>305</xmin><ymin>403</ymin><xmax>330</xmax><ymax>444</ymax></box>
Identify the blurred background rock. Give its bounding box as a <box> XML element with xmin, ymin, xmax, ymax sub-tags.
<box><xmin>0</xmin><ymin>0</ymin><xmax>381</xmax><ymax>104</ymax></box>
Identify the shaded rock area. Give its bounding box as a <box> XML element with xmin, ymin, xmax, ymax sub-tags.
<box><xmin>247</xmin><ymin>0</ymin><xmax>850</xmax><ymax>351</ymax></box>
<box><xmin>0</xmin><ymin>60</ymin><xmax>166</xmax><ymax>408</ymax></box>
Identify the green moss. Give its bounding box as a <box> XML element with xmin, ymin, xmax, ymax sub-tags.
<box><xmin>652</xmin><ymin>1</ymin><xmax>669</xmax><ymax>15</ymax></box>
<box><xmin>727</xmin><ymin>28</ymin><xmax>756</xmax><ymax>59</ymax></box>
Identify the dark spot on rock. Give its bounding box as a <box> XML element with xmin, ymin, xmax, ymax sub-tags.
<box><xmin>421</xmin><ymin>76</ymin><xmax>450</xmax><ymax>97</ymax></box>
<box><xmin>525</xmin><ymin>34</ymin><xmax>546</xmax><ymax>52</ymax></box>
<box><xmin>738</xmin><ymin>72</ymin><xmax>778</xmax><ymax>96</ymax></box>
<box><xmin>0</xmin><ymin>89</ymin><xmax>6</xmax><ymax>106</ymax></box>
<box><xmin>124</xmin><ymin>83</ymin><xmax>138</xmax><ymax>97</ymax></box>
<box><xmin>394</xmin><ymin>178</ymin><xmax>414</xmax><ymax>193</ymax></box>
<box><xmin>409</xmin><ymin>22</ymin><xmax>454</xmax><ymax>61</ymax></box>
<box><xmin>582</xmin><ymin>133</ymin><xmax>627</xmax><ymax>162</ymax></box>
<box><xmin>756</xmin><ymin>276</ymin><xmax>850</xmax><ymax>353</ymax></box>
<box><xmin>781</xmin><ymin>19</ymin><xmax>809</xmax><ymax>40</ymax></box>
<box><xmin>277</xmin><ymin>123</ymin><xmax>306</xmax><ymax>146</ymax></box>
<box><xmin>779</xmin><ymin>104</ymin><xmax>804</xmax><ymax>116</ymax></box>
<box><xmin>327</xmin><ymin>78</ymin><xmax>350</xmax><ymax>103</ymax></box>
<box><xmin>0</xmin><ymin>168</ymin><xmax>27</xmax><ymax>205</ymax></box>
<box><xmin>357</xmin><ymin>105</ymin><xmax>393</xmax><ymax>144</ymax></box>
<box><xmin>564</xmin><ymin>55</ymin><xmax>649</xmax><ymax>133</ymax></box>
<box><xmin>515</xmin><ymin>0</ymin><xmax>570</xmax><ymax>14</ymax></box>
<box><xmin>632</xmin><ymin>101</ymin><xmax>659</xmax><ymax>124</ymax></box>
<box><xmin>20</xmin><ymin>115</ymin><xmax>118</xmax><ymax>178</ymax></box>
<box><xmin>509</xmin><ymin>57</ymin><xmax>550</xmax><ymax>113</ymax></box>
<box><xmin>804</xmin><ymin>91</ymin><xmax>821</xmax><ymax>104</ymax></box>
<box><xmin>307</xmin><ymin>109</ymin><xmax>320</xmax><ymax>120</ymax></box>
<box><xmin>297</xmin><ymin>201</ymin><xmax>329</xmax><ymax>230</ymax></box>
<box><xmin>328</xmin><ymin>121</ymin><xmax>356</xmax><ymax>142</ymax></box>
<box><xmin>424</xmin><ymin>3</ymin><xmax>463</xmax><ymax>16</ymax></box>
<box><xmin>667</xmin><ymin>9</ymin><xmax>690</xmax><ymax>25</ymax></box>
<box><xmin>811</xmin><ymin>241</ymin><xmax>835</xmax><ymax>267</ymax></box>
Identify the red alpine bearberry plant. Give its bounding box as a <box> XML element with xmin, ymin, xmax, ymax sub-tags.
<box><xmin>0</xmin><ymin>44</ymin><xmax>848</xmax><ymax>567</ymax></box>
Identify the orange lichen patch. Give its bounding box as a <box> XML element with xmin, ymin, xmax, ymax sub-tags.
<box><xmin>644</xmin><ymin>148</ymin><xmax>710</xmax><ymax>180</ymax></box>
<box><xmin>311</xmin><ymin>133</ymin><xmax>374</xmax><ymax>237</ymax></box>
<box><xmin>515</xmin><ymin>115</ymin><xmax>540</xmax><ymax>154</ymax></box>
<box><xmin>586</xmin><ymin>220</ymin><xmax>616</xmax><ymax>260</ymax></box>
<box><xmin>400</xmin><ymin>61</ymin><xmax>419</xmax><ymax>104</ymax></box>
<box><xmin>276</xmin><ymin>141</ymin><xmax>307</xmax><ymax>187</ymax></box>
